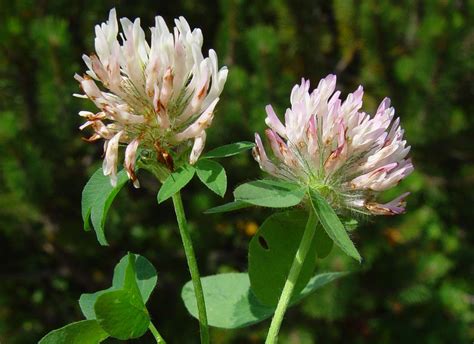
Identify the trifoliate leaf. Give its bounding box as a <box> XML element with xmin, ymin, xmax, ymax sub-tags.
<box><xmin>79</xmin><ymin>253</ymin><xmax>157</xmax><ymax>320</ymax></box>
<box><xmin>94</xmin><ymin>254</ymin><xmax>150</xmax><ymax>340</ymax></box>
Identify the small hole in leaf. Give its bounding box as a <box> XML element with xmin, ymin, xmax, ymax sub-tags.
<box><xmin>258</xmin><ymin>235</ymin><xmax>269</xmax><ymax>250</ymax></box>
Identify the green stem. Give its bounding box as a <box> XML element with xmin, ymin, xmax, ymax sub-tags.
<box><xmin>148</xmin><ymin>322</ymin><xmax>166</xmax><ymax>344</ymax></box>
<box><xmin>171</xmin><ymin>192</ymin><xmax>210</xmax><ymax>344</ymax></box>
<box><xmin>265</xmin><ymin>207</ymin><xmax>319</xmax><ymax>344</ymax></box>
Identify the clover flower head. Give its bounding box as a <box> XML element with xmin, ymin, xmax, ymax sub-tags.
<box><xmin>253</xmin><ymin>75</ymin><xmax>414</xmax><ymax>215</ymax></box>
<box><xmin>75</xmin><ymin>9</ymin><xmax>228</xmax><ymax>187</ymax></box>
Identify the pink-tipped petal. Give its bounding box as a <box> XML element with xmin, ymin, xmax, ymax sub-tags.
<box><xmin>124</xmin><ymin>138</ymin><xmax>140</xmax><ymax>188</ymax></box>
<box><xmin>264</xmin><ymin>105</ymin><xmax>286</xmax><ymax>138</ymax></box>
<box><xmin>366</xmin><ymin>192</ymin><xmax>410</xmax><ymax>215</ymax></box>
<box><xmin>103</xmin><ymin>131</ymin><xmax>123</xmax><ymax>186</ymax></box>
<box><xmin>251</xmin><ymin>74</ymin><xmax>412</xmax><ymax>214</ymax></box>
<box><xmin>174</xmin><ymin>98</ymin><xmax>219</xmax><ymax>141</ymax></box>
<box><xmin>189</xmin><ymin>132</ymin><xmax>206</xmax><ymax>164</ymax></box>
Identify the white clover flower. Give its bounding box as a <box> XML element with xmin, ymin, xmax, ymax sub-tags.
<box><xmin>75</xmin><ymin>9</ymin><xmax>228</xmax><ymax>187</ymax></box>
<box><xmin>253</xmin><ymin>75</ymin><xmax>414</xmax><ymax>215</ymax></box>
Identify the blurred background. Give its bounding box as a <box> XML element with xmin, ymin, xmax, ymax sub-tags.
<box><xmin>1</xmin><ymin>0</ymin><xmax>473</xmax><ymax>343</ymax></box>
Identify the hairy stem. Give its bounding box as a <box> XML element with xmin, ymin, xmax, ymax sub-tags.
<box><xmin>171</xmin><ymin>192</ymin><xmax>209</xmax><ymax>344</ymax></box>
<box><xmin>265</xmin><ymin>207</ymin><xmax>318</xmax><ymax>343</ymax></box>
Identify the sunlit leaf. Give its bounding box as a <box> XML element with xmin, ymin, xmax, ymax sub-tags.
<box><xmin>204</xmin><ymin>200</ymin><xmax>252</xmax><ymax>214</ymax></box>
<box><xmin>157</xmin><ymin>164</ymin><xmax>195</xmax><ymax>203</ymax></box>
<box><xmin>79</xmin><ymin>253</ymin><xmax>157</xmax><ymax>320</ymax></box>
<box><xmin>195</xmin><ymin>159</ymin><xmax>227</xmax><ymax>197</ymax></box>
<box><xmin>309</xmin><ymin>190</ymin><xmax>361</xmax><ymax>262</ymax></box>
<box><xmin>234</xmin><ymin>179</ymin><xmax>305</xmax><ymax>208</ymax></box>
<box><xmin>181</xmin><ymin>272</ymin><xmax>347</xmax><ymax>329</ymax></box>
<box><xmin>203</xmin><ymin>141</ymin><xmax>255</xmax><ymax>158</ymax></box>
<box><xmin>39</xmin><ymin>320</ymin><xmax>108</xmax><ymax>344</ymax></box>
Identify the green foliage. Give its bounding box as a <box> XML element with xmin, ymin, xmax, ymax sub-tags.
<box><xmin>38</xmin><ymin>320</ymin><xmax>108</xmax><ymax>344</ymax></box>
<box><xmin>398</xmin><ymin>284</ymin><xmax>432</xmax><ymax>306</ymax></box>
<box><xmin>95</xmin><ymin>289</ymin><xmax>150</xmax><ymax>340</ymax></box>
<box><xmin>439</xmin><ymin>281</ymin><xmax>473</xmax><ymax>323</ymax></box>
<box><xmin>94</xmin><ymin>254</ymin><xmax>151</xmax><ymax>339</ymax></box>
<box><xmin>309</xmin><ymin>190</ymin><xmax>362</xmax><ymax>262</ymax></box>
<box><xmin>81</xmin><ymin>168</ymin><xmax>129</xmax><ymax>245</ymax></box>
<box><xmin>248</xmin><ymin>210</ymin><xmax>318</xmax><ymax>306</ymax></box>
<box><xmin>79</xmin><ymin>254</ymin><xmax>157</xmax><ymax>320</ymax></box>
<box><xmin>181</xmin><ymin>272</ymin><xmax>346</xmax><ymax>329</ymax></box>
<box><xmin>204</xmin><ymin>200</ymin><xmax>253</xmax><ymax>214</ymax></box>
<box><xmin>195</xmin><ymin>159</ymin><xmax>227</xmax><ymax>197</ymax></box>
<box><xmin>314</xmin><ymin>223</ymin><xmax>334</xmax><ymax>259</ymax></box>
<box><xmin>1</xmin><ymin>0</ymin><xmax>473</xmax><ymax>342</ymax></box>
<box><xmin>234</xmin><ymin>179</ymin><xmax>305</xmax><ymax>207</ymax></box>
<box><xmin>183</xmin><ymin>272</ymin><xmax>273</xmax><ymax>329</ymax></box>
<box><xmin>203</xmin><ymin>141</ymin><xmax>255</xmax><ymax>158</ymax></box>
<box><xmin>41</xmin><ymin>253</ymin><xmax>157</xmax><ymax>342</ymax></box>
<box><xmin>157</xmin><ymin>164</ymin><xmax>196</xmax><ymax>203</ymax></box>
<box><xmin>301</xmin><ymin>275</ymin><xmax>351</xmax><ymax>322</ymax></box>
<box><xmin>417</xmin><ymin>253</ymin><xmax>453</xmax><ymax>283</ymax></box>
<box><xmin>344</xmin><ymin>218</ymin><xmax>359</xmax><ymax>232</ymax></box>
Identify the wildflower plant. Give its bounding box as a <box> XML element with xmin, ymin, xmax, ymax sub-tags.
<box><xmin>40</xmin><ymin>9</ymin><xmax>252</xmax><ymax>344</ymax></box>
<box><xmin>204</xmin><ymin>75</ymin><xmax>413</xmax><ymax>343</ymax></box>
<box><xmin>39</xmin><ymin>9</ymin><xmax>413</xmax><ymax>344</ymax></box>
<box><xmin>75</xmin><ymin>8</ymin><xmax>228</xmax><ymax>187</ymax></box>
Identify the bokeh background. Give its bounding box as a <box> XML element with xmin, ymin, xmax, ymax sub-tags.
<box><xmin>1</xmin><ymin>0</ymin><xmax>473</xmax><ymax>343</ymax></box>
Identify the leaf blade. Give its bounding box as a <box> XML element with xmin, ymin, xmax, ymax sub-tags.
<box><xmin>234</xmin><ymin>179</ymin><xmax>305</xmax><ymax>208</ymax></box>
<box><xmin>315</xmin><ymin>224</ymin><xmax>334</xmax><ymax>259</ymax></box>
<box><xmin>157</xmin><ymin>164</ymin><xmax>195</xmax><ymax>203</ymax></box>
<box><xmin>203</xmin><ymin>141</ymin><xmax>255</xmax><ymax>158</ymax></box>
<box><xmin>309</xmin><ymin>190</ymin><xmax>361</xmax><ymax>262</ymax></box>
<box><xmin>81</xmin><ymin>168</ymin><xmax>129</xmax><ymax>245</ymax></box>
<box><xmin>39</xmin><ymin>320</ymin><xmax>108</xmax><ymax>344</ymax></box>
<box><xmin>181</xmin><ymin>272</ymin><xmax>347</xmax><ymax>329</ymax></box>
<box><xmin>248</xmin><ymin>210</ymin><xmax>318</xmax><ymax>306</ymax></box>
<box><xmin>195</xmin><ymin>159</ymin><xmax>227</xmax><ymax>197</ymax></box>
<box><xmin>94</xmin><ymin>289</ymin><xmax>150</xmax><ymax>340</ymax></box>
<box><xmin>79</xmin><ymin>253</ymin><xmax>157</xmax><ymax>320</ymax></box>
<box><xmin>181</xmin><ymin>273</ymin><xmax>274</xmax><ymax>329</ymax></box>
<box><xmin>204</xmin><ymin>200</ymin><xmax>253</xmax><ymax>214</ymax></box>
<box><xmin>94</xmin><ymin>253</ymin><xmax>151</xmax><ymax>340</ymax></box>
<box><xmin>293</xmin><ymin>271</ymin><xmax>350</xmax><ymax>303</ymax></box>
